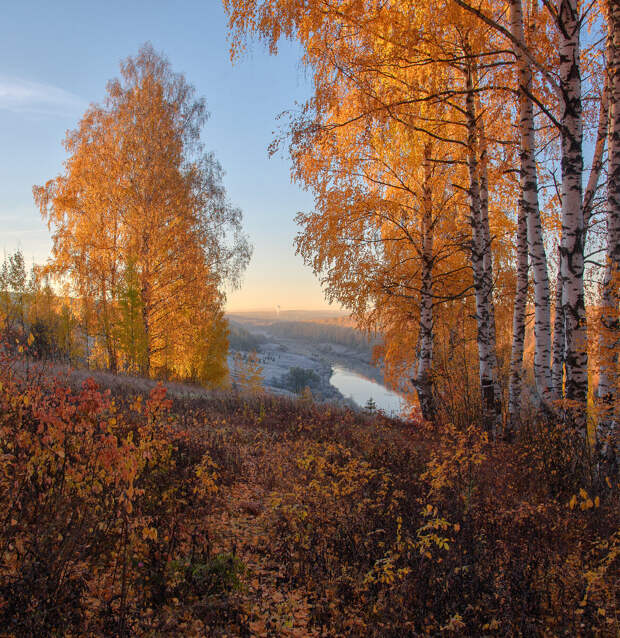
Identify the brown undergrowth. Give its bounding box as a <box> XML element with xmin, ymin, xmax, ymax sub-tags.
<box><xmin>0</xmin><ymin>355</ymin><xmax>618</xmax><ymax>636</ymax></box>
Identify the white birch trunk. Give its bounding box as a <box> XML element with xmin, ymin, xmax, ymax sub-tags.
<box><xmin>479</xmin><ymin>129</ymin><xmax>502</xmax><ymax>411</ymax></box>
<box><xmin>524</xmin><ymin>111</ymin><xmax>553</xmax><ymax>404</ymax></box>
<box><xmin>583</xmin><ymin>83</ymin><xmax>609</xmax><ymax>230</ymax></box>
<box><xmin>552</xmin><ymin>269</ymin><xmax>565</xmax><ymax>397</ymax></box>
<box><xmin>558</xmin><ymin>0</ymin><xmax>588</xmax><ymax>412</ymax></box>
<box><xmin>508</xmin><ymin>185</ymin><xmax>529</xmax><ymax>430</ymax></box>
<box><xmin>466</xmin><ymin>68</ymin><xmax>501</xmax><ymax>434</ymax></box>
<box><xmin>413</xmin><ymin>143</ymin><xmax>436</xmax><ymax>422</ymax></box>
<box><xmin>597</xmin><ymin>0</ymin><xmax>620</xmax><ymax>463</ymax></box>
<box><xmin>509</xmin><ymin>0</ymin><xmax>554</xmax><ymax>420</ymax></box>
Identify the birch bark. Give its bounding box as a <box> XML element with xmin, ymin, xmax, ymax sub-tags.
<box><xmin>597</xmin><ymin>0</ymin><xmax>620</xmax><ymax>462</ymax></box>
<box><xmin>413</xmin><ymin>143</ymin><xmax>436</xmax><ymax>422</ymax></box>
<box><xmin>552</xmin><ymin>269</ymin><xmax>565</xmax><ymax>396</ymax></box>
<box><xmin>558</xmin><ymin>0</ymin><xmax>588</xmax><ymax>411</ymax></box>
<box><xmin>479</xmin><ymin>126</ymin><xmax>502</xmax><ymax>413</ymax></box>
<box><xmin>508</xmin><ymin>185</ymin><xmax>529</xmax><ymax>430</ymax></box>
<box><xmin>522</xmin><ymin>98</ymin><xmax>553</xmax><ymax>404</ymax></box>
<box><xmin>466</xmin><ymin>67</ymin><xmax>501</xmax><ymax>433</ymax></box>
<box><xmin>508</xmin><ymin>0</ymin><xmax>554</xmax><ymax>425</ymax></box>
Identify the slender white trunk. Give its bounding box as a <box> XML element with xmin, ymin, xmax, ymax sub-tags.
<box><xmin>583</xmin><ymin>83</ymin><xmax>609</xmax><ymax>230</ymax></box>
<box><xmin>413</xmin><ymin>143</ymin><xmax>436</xmax><ymax>422</ymax></box>
<box><xmin>466</xmin><ymin>67</ymin><xmax>501</xmax><ymax>434</ymax></box>
<box><xmin>479</xmin><ymin>128</ymin><xmax>502</xmax><ymax>411</ymax></box>
<box><xmin>597</xmin><ymin>0</ymin><xmax>620</xmax><ymax>463</ymax></box>
<box><xmin>552</xmin><ymin>269</ymin><xmax>565</xmax><ymax>396</ymax></box>
<box><xmin>558</xmin><ymin>0</ymin><xmax>588</xmax><ymax>411</ymax></box>
<box><xmin>508</xmin><ymin>186</ymin><xmax>529</xmax><ymax>430</ymax></box>
<box><xmin>524</xmin><ymin>114</ymin><xmax>553</xmax><ymax>403</ymax></box>
<box><xmin>509</xmin><ymin>0</ymin><xmax>554</xmax><ymax>417</ymax></box>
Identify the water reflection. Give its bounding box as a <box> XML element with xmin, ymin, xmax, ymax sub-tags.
<box><xmin>329</xmin><ymin>365</ymin><xmax>405</xmax><ymax>415</ymax></box>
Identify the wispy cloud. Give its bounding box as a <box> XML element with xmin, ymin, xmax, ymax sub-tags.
<box><xmin>0</xmin><ymin>76</ymin><xmax>85</xmax><ymax>117</ymax></box>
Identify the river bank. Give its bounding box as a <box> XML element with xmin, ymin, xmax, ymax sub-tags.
<box><xmin>226</xmin><ymin>313</ymin><xmax>405</xmax><ymax>413</ymax></box>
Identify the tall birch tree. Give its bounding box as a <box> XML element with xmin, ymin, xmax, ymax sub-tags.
<box><xmin>597</xmin><ymin>0</ymin><xmax>620</xmax><ymax>464</ymax></box>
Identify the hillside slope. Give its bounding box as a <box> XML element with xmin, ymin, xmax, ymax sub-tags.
<box><xmin>0</xmin><ymin>359</ymin><xmax>618</xmax><ymax>637</ymax></box>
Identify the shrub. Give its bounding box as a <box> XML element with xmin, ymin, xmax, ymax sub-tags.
<box><xmin>0</xmin><ymin>352</ymin><xmax>228</xmax><ymax>636</ymax></box>
<box><xmin>0</xmin><ymin>351</ymin><xmax>617</xmax><ymax>636</ymax></box>
<box><xmin>277</xmin><ymin>366</ymin><xmax>321</xmax><ymax>394</ymax></box>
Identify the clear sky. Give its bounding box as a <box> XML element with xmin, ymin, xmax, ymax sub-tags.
<box><xmin>0</xmin><ymin>0</ymin><xmax>336</xmax><ymax>312</ymax></box>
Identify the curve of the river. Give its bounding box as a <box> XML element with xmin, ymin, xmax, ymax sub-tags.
<box><xmin>329</xmin><ymin>365</ymin><xmax>406</xmax><ymax>416</ymax></box>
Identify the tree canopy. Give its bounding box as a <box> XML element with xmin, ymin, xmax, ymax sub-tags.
<box><xmin>225</xmin><ymin>0</ymin><xmax>617</xmax><ymax>461</ymax></box>
<box><xmin>34</xmin><ymin>44</ymin><xmax>251</xmax><ymax>385</ymax></box>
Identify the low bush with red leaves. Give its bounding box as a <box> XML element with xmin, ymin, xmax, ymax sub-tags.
<box><xmin>0</xmin><ymin>352</ymin><xmax>617</xmax><ymax>636</ymax></box>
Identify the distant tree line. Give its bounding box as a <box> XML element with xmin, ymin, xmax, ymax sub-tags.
<box><xmin>266</xmin><ymin>321</ymin><xmax>377</xmax><ymax>355</ymax></box>
<box><xmin>0</xmin><ymin>250</ymin><xmax>79</xmax><ymax>362</ymax></box>
<box><xmin>228</xmin><ymin>321</ymin><xmax>267</xmax><ymax>352</ymax></box>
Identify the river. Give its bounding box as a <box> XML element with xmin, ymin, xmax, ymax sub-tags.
<box><xmin>329</xmin><ymin>365</ymin><xmax>406</xmax><ymax>416</ymax></box>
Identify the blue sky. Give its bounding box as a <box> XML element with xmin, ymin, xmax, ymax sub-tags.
<box><xmin>0</xmin><ymin>0</ymin><xmax>335</xmax><ymax>311</ymax></box>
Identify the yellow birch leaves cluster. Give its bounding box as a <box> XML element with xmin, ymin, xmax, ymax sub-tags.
<box><xmin>34</xmin><ymin>44</ymin><xmax>250</xmax><ymax>386</ymax></box>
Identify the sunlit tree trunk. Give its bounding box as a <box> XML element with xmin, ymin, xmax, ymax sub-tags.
<box><xmin>558</xmin><ymin>0</ymin><xmax>588</xmax><ymax>415</ymax></box>
<box><xmin>597</xmin><ymin>0</ymin><xmax>620</xmax><ymax>464</ymax></box>
<box><xmin>466</xmin><ymin>67</ymin><xmax>501</xmax><ymax>434</ymax></box>
<box><xmin>521</xmin><ymin>93</ymin><xmax>553</xmax><ymax>402</ymax></box>
<box><xmin>100</xmin><ymin>284</ymin><xmax>118</xmax><ymax>374</ymax></box>
<box><xmin>552</xmin><ymin>270</ymin><xmax>565</xmax><ymax>396</ymax></box>
<box><xmin>507</xmin><ymin>0</ymin><xmax>528</xmax><ymax>429</ymax></box>
<box><xmin>141</xmin><ymin>269</ymin><xmax>152</xmax><ymax>377</ymax></box>
<box><xmin>413</xmin><ymin>143</ymin><xmax>436</xmax><ymax>422</ymax></box>
<box><xmin>508</xmin><ymin>189</ymin><xmax>529</xmax><ymax>432</ymax></box>
<box><xmin>479</xmin><ymin>127</ymin><xmax>502</xmax><ymax>414</ymax></box>
<box><xmin>511</xmin><ymin>0</ymin><xmax>554</xmax><ymax>406</ymax></box>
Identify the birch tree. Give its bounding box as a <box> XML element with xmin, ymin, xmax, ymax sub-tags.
<box><xmin>452</xmin><ymin>0</ymin><xmax>608</xmax><ymax>430</ymax></box>
<box><xmin>464</xmin><ymin>63</ymin><xmax>502</xmax><ymax>432</ymax></box>
<box><xmin>224</xmin><ymin>0</ymin><xmax>609</xmax><ymax>434</ymax></box>
<box><xmin>35</xmin><ymin>44</ymin><xmax>251</xmax><ymax>385</ymax></box>
<box><xmin>597</xmin><ymin>0</ymin><xmax>620</xmax><ymax>464</ymax></box>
